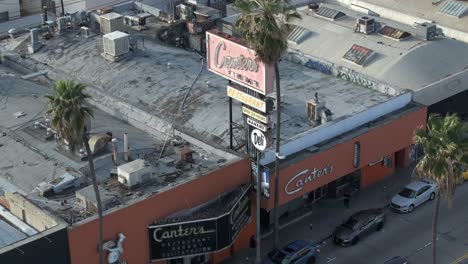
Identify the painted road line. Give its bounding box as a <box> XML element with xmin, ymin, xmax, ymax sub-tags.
<box><xmin>451</xmin><ymin>252</ymin><xmax>468</xmax><ymax>264</ymax></box>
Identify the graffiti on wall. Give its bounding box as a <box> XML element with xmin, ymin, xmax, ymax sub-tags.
<box><xmin>304</xmin><ymin>59</ymin><xmax>332</xmax><ymax>75</ymax></box>
<box><xmin>336</xmin><ymin>68</ymin><xmax>375</xmax><ymax>89</ymax></box>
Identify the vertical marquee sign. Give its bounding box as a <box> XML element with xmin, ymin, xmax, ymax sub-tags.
<box><xmin>206</xmin><ymin>31</ymin><xmax>274</xmax><ymax>95</ymax></box>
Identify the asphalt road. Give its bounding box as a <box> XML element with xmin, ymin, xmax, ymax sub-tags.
<box><xmin>313</xmin><ymin>183</ymin><xmax>468</xmax><ymax>264</ymax></box>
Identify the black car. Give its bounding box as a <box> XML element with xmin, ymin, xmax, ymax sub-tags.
<box><xmin>332</xmin><ymin>208</ymin><xmax>385</xmax><ymax>246</ymax></box>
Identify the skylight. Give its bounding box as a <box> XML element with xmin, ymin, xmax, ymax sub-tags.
<box><xmin>315</xmin><ymin>6</ymin><xmax>346</xmax><ymax>21</ymax></box>
<box><xmin>378</xmin><ymin>26</ymin><xmax>411</xmax><ymax>41</ymax></box>
<box><xmin>342</xmin><ymin>44</ymin><xmax>375</xmax><ymax>67</ymax></box>
<box><xmin>439</xmin><ymin>1</ymin><xmax>467</xmax><ymax>18</ymax></box>
<box><xmin>287</xmin><ymin>25</ymin><xmax>312</xmax><ymax>45</ymax></box>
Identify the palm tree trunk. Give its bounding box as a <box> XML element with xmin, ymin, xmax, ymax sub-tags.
<box><xmin>83</xmin><ymin>134</ymin><xmax>104</xmax><ymax>264</ymax></box>
<box><xmin>432</xmin><ymin>191</ymin><xmax>441</xmax><ymax>264</ymax></box>
<box><xmin>273</xmin><ymin>62</ymin><xmax>281</xmax><ymax>249</ymax></box>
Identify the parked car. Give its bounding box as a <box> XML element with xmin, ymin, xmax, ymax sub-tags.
<box><xmin>390</xmin><ymin>181</ymin><xmax>438</xmax><ymax>213</ymax></box>
<box><xmin>384</xmin><ymin>256</ymin><xmax>408</xmax><ymax>264</ymax></box>
<box><xmin>332</xmin><ymin>208</ymin><xmax>385</xmax><ymax>246</ymax></box>
<box><xmin>265</xmin><ymin>240</ymin><xmax>319</xmax><ymax>264</ymax></box>
<box><xmin>462</xmin><ymin>165</ymin><xmax>468</xmax><ymax>181</ymax></box>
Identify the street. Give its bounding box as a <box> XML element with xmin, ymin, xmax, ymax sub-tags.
<box><xmin>278</xmin><ymin>183</ymin><xmax>468</xmax><ymax>264</ymax></box>
<box><xmin>228</xmin><ymin>168</ymin><xmax>468</xmax><ymax>264</ymax></box>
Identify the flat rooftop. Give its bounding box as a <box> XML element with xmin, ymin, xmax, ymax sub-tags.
<box><xmin>287</xmin><ymin>4</ymin><xmax>468</xmax><ymax>90</ymax></box>
<box><xmin>347</xmin><ymin>0</ymin><xmax>468</xmax><ymax>35</ymax></box>
<box><xmin>4</xmin><ymin>30</ymin><xmax>392</xmax><ymax>147</ymax></box>
<box><xmin>0</xmin><ymin>64</ymin><xmax>236</xmax><ymax>224</ymax></box>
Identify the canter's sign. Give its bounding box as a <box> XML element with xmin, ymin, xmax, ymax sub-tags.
<box><xmin>206</xmin><ymin>31</ymin><xmax>274</xmax><ymax>95</ymax></box>
<box><xmin>227</xmin><ymin>85</ymin><xmax>267</xmax><ymax>112</ymax></box>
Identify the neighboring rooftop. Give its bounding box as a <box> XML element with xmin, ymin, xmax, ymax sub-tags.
<box><xmin>337</xmin><ymin>0</ymin><xmax>468</xmax><ymax>39</ymax></box>
<box><xmin>0</xmin><ymin>219</ymin><xmax>27</xmax><ymax>248</ymax></box>
<box><xmin>0</xmin><ymin>63</ymin><xmax>235</xmax><ymax>224</ymax></box>
<box><xmin>287</xmin><ymin>4</ymin><xmax>468</xmax><ymax>90</ymax></box>
<box><xmin>2</xmin><ymin>30</ymin><xmax>392</xmax><ymax>146</ymax></box>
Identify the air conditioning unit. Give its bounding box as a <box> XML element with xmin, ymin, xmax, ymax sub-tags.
<box><xmin>81</xmin><ymin>26</ymin><xmax>90</xmax><ymax>37</ymax></box>
<box><xmin>357</xmin><ymin>16</ymin><xmax>376</xmax><ymax>34</ymax></box>
<box><xmin>176</xmin><ymin>4</ymin><xmax>195</xmax><ymax>21</ymax></box>
<box><xmin>103</xmin><ymin>31</ymin><xmax>130</xmax><ymax>57</ymax></box>
<box><xmin>414</xmin><ymin>22</ymin><xmax>437</xmax><ymax>41</ymax></box>
<box><xmin>117</xmin><ymin>159</ymin><xmax>154</xmax><ymax>188</ymax></box>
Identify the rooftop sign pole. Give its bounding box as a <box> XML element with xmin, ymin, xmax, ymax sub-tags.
<box><xmin>250</xmin><ymin>128</ymin><xmax>266</xmax><ymax>264</ymax></box>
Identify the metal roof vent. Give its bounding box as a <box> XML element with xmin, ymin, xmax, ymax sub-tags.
<box><xmin>439</xmin><ymin>1</ymin><xmax>467</xmax><ymax>18</ymax></box>
<box><xmin>315</xmin><ymin>6</ymin><xmax>346</xmax><ymax>21</ymax></box>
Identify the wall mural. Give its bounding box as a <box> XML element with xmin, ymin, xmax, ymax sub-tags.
<box><xmin>103</xmin><ymin>233</ymin><xmax>127</xmax><ymax>264</ymax></box>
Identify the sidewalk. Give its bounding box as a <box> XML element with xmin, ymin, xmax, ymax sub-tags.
<box><xmin>224</xmin><ymin>166</ymin><xmax>415</xmax><ymax>264</ymax></box>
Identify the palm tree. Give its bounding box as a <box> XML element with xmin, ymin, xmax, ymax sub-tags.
<box><xmin>413</xmin><ymin>113</ymin><xmax>468</xmax><ymax>264</ymax></box>
<box><xmin>46</xmin><ymin>80</ymin><xmax>105</xmax><ymax>264</ymax></box>
<box><xmin>234</xmin><ymin>0</ymin><xmax>301</xmax><ymax>251</ymax></box>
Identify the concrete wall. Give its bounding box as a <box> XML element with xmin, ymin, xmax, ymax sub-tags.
<box><xmin>62</xmin><ymin>0</ymin><xmax>86</xmax><ymax>13</ymax></box>
<box><xmin>85</xmin><ymin>0</ymin><xmax>129</xmax><ymax>11</ymax></box>
<box><xmin>20</xmin><ymin>0</ymin><xmax>41</xmax><ymax>15</ymax></box>
<box><xmin>286</xmin><ymin>49</ymin><xmax>400</xmax><ymax>96</ymax></box>
<box><xmin>5</xmin><ymin>192</ymin><xmax>58</xmax><ymax>232</ymax></box>
<box><xmin>0</xmin><ymin>0</ymin><xmax>20</xmax><ymax>20</ymax></box>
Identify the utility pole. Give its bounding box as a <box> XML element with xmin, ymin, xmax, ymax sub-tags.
<box><xmin>61</xmin><ymin>0</ymin><xmax>65</xmax><ymax>16</ymax></box>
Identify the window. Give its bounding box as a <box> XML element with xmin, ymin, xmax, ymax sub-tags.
<box><xmin>417</xmin><ymin>186</ymin><xmax>430</xmax><ymax>196</ymax></box>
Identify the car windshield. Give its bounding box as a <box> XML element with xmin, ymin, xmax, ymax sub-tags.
<box><xmin>269</xmin><ymin>249</ymin><xmax>289</xmax><ymax>264</ymax></box>
<box><xmin>399</xmin><ymin>188</ymin><xmax>416</xmax><ymax>198</ymax></box>
<box><xmin>343</xmin><ymin>217</ymin><xmax>359</xmax><ymax>229</ymax></box>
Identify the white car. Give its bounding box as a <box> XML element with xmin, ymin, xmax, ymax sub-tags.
<box><xmin>390</xmin><ymin>181</ymin><xmax>438</xmax><ymax>213</ymax></box>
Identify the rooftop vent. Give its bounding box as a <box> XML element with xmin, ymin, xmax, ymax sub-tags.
<box><xmin>308</xmin><ymin>3</ymin><xmax>319</xmax><ymax>11</ymax></box>
<box><xmin>117</xmin><ymin>159</ymin><xmax>154</xmax><ymax>188</ymax></box>
<box><xmin>378</xmin><ymin>25</ymin><xmax>411</xmax><ymax>41</ymax></box>
<box><xmin>356</xmin><ymin>16</ymin><xmax>375</xmax><ymax>34</ymax></box>
<box><xmin>439</xmin><ymin>1</ymin><xmax>467</xmax><ymax>18</ymax></box>
<box><xmin>315</xmin><ymin>6</ymin><xmax>346</xmax><ymax>21</ymax></box>
<box><xmin>288</xmin><ymin>25</ymin><xmax>312</xmax><ymax>45</ymax></box>
<box><xmin>76</xmin><ymin>185</ymin><xmax>119</xmax><ymax>212</ymax></box>
<box><xmin>414</xmin><ymin>22</ymin><xmax>437</xmax><ymax>41</ymax></box>
<box><xmin>342</xmin><ymin>44</ymin><xmax>375</xmax><ymax>67</ymax></box>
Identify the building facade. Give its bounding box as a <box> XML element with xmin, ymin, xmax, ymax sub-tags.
<box><xmin>67</xmin><ymin>159</ymin><xmax>254</xmax><ymax>264</ymax></box>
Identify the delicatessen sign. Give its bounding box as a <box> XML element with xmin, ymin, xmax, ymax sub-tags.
<box><xmin>206</xmin><ymin>31</ymin><xmax>274</xmax><ymax>95</ymax></box>
<box><xmin>148</xmin><ymin>187</ymin><xmax>251</xmax><ymax>260</ymax></box>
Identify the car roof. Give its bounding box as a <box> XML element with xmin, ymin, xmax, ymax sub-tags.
<box><xmin>351</xmin><ymin>208</ymin><xmax>384</xmax><ymax>220</ymax></box>
<box><xmin>285</xmin><ymin>240</ymin><xmax>313</xmax><ymax>252</ymax></box>
<box><xmin>406</xmin><ymin>181</ymin><xmax>429</xmax><ymax>190</ymax></box>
